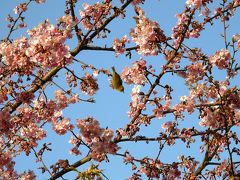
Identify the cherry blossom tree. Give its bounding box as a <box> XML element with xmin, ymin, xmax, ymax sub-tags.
<box><xmin>0</xmin><ymin>0</ymin><xmax>240</xmax><ymax>179</ymax></box>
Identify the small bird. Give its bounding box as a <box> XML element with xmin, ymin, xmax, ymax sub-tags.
<box><xmin>111</xmin><ymin>66</ymin><xmax>124</xmax><ymax>92</ymax></box>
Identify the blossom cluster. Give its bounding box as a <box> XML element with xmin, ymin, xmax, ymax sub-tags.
<box><xmin>130</xmin><ymin>7</ymin><xmax>166</xmax><ymax>56</ymax></box>
<box><xmin>218</xmin><ymin>159</ymin><xmax>238</xmax><ymax>177</ymax></box>
<box><xmin>178</xmin><ymin>155</ymin><xmax>198</xmax><ymax>174</ymax></box>
<box><xmin>32</xmin><ymin>91</ymin><xmax>76</xmax><ymax>135</ymax></box>
<box><xmin>68</xmin><ymin>135</ymin><xmax>81</xmax><ymax>155</ymax></box>
<box><xmin>209</xmin><ymin>49</ymin><xmax>231</xmax><ymax>69</ymax></box>
<box><xmin>186</xmin><ymin>0</ymin><xmax>212</xmax><ymax>9</ymax></box>
<box><xmin>58</xmin><ymin>14</ymin><xmax>79</xmax><ymax>32</ymax></box>
<box><xmin>19</xmin><ymin>171</ymin><xmax>36</xmax><ymax>180</ymax></box>
<box><xmin>232</xmin><ymin>34</ymin><xmax>240</xmax><ymax>49</ymax></box>
<box><xmin>199</xmin><ymin>108</ymin><xmax>226</xmax><ymax>128</ymax></box>
<box><xmin>132</xmin><ymin>0</ymin><xmax>145</xmax><ymax>5</ymax></box>
<box><xmin>172</xmin><ymin>11</ymin><xmax>204</xmax><ymax>46</ymax></box>
<box><xmin>76</xmin><ymin>117</ymin><xmax>119</xmax><ymax>161</ymax></box>
<box><xmin>0</xmin><ymin>108</ymin><xmax>11</xmax><ymax>133</ymax></box>
<box><xmin>13</xmin><ymin>3</ymin><xmax>27</xmax><ymax>14</ymax></box>
<box><xmin>0</xmin><ymin>89</ymin><xmax>80</xmax><ymax>178</ymax></box>
<box><xmin>80</xmin><ymin>2</ymin><xmax>112</xmax><ymax>30</ymax></box>
<box><xmin>121</xmin><ymin>59</ymin><xmax>147</xmax><ymax>85</ymax></box>
<box><xmin>27</xmin><ymin>20</ymin><xmax>72</xmax><ymax>68</ymax></box>
<box><xmin>112</xmin><ymin>35</ymin><xmax>130</xmax><ymax>56</ymax></box>
<box><xmin>185</xmin><ymin>62</ymin><xmax>207</xmax><ymax>84</ymax></box>
<box><xmin>80</xmin><ymin>73</ymin><xmax>99</xmax><ymax>96</ymax></box>
<box><xmin>199</xmin><ymin>88</ymin><xmax>240</xmax><ymax>128</ymax></box>
<box><xmin>0</xmin><ymin>151</ymin><xmax>17</xmax><ymax>179</ymax></box>
<box><xmin>19</xmin><ymin>123</ymin><xmax>46</xmax><ymax>148</ymax></box>
<box><xmin>161</xmin><ymin>121</ymin><xmax>174</xmax><ymax>132</ymax></box>
<box><xmin>138</xmin><ymin>159</ymin><xmax>163</xmax><ymax>179</ymax></box>
<box><xmin>52</xmin><ymin>118</ymin><xmax>73</xmax><ymax>135</ymax></box>
<box><xmin>153</xmin><ymin>98</ymin><xmax>172</xmax><ymax>119</ymax></box>
<box><xmin>128</xmin><ymin>158</ymin><xmax>181</xmax><ymax>179</ymax></box>
<box><xmin>0</xmin><ymin>20</ymin><xmax>72</xmax><ymax>76</ymax></box>
<box><xmin>128</xmin><ymin>85</ymin><xmax>146</xmax><ymax>118</ymax></box>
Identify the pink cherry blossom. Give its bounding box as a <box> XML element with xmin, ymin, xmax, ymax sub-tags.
<box><xmin>80</xmin><ymin>2</ymin><xmax>112</xmax><ymax>30</ymax></box>
<box><xmin>76</xmin><ymin>117</ymin><xmax>119</xmax><ymax>161</ymax></box>
<box><xmin>69</xmin><ymin>147</ymin><xmax>81</xmax><ymax>156</ymax></box>
<box><xmin>186</xmin><ymin>0</ymin><xmax>212</xmax><ymax>9</ymax></box>
<box><xmin>113</xmin><ymin>35</ymin><xmax>130</xmax><ymax>56</ymax></box>
<box><xmin>121</xmin><ymin>59</ymin><xmax>147</xmax><ymax>85</ymax></box>
<box><xmin>20</xmin><ymin>171</ymin><xmax>36</xmax><ymax>180</ymax></box>
<box><xmin>209</xmin><ymin>49</ymin><xmax>231</xmax><ymax>69</ymax></box>
<box><xmin>52</xmin><ymin>118</ymin><xmax>74</xmax><ymax>135</ymax></box>
<box><xmin>130</xmin><ymin>7</ymin><xmax>166</xmax><ymax>56</ymax></box>
<box><xmin>185</xmin><ymin>62</ymin><xmax>207</xmax><ymax>84</ymax></box>
<box><xmin>35</xmin><ymin>0</ymin><xmax>46</xmax><ymax>4</ymax></box>
<box><xmin>58</xmin><ymin>15</ymin><xmax>79</xmax><ymax>31</ymax></box>
<box><xmin>162</xmin><ymin>121</ymin><xmax>173</xmax><ymax>132</ymax></box>
<box><xmin>13</xmin><ymin>4</ymin><xmax>27</xmax><ymax>15</ymax></box>
<box><xmin>80</xmin><ymin>73</ymin><xmax>99</xmax><ymax>96</ymax></box>
<box><xmin>0</xmin><ymin>20</ymin><xmax>72</xmax><ymax>76</ymax></box>
<box><xmin>128</xmin><ymin>85</ymin><xmax>146</xmax><ymax>118</ymax></box>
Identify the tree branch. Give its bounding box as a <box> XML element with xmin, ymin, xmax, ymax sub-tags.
<box><xmin>49</xmin><ymin>155</ymin><xmax>92</xmax><ymax>180</ymax></box>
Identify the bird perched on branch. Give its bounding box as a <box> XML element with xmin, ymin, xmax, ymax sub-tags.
<box><xmin>111</xmin><ymin>67</ymin><xmax>124</xmax><ymax>92</ymax></box>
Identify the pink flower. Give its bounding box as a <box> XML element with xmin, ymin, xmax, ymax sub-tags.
<box><xmin>186</xmin><ymin>0</ymin><xmax>212</xmax><ymax>9</ymax></box>
<box><xmin>20</xmin><ymin>171</ymin><xmax>36</xmax><ymax>180</ymax></box>
<box><xmin>214</xmin><ymin>159</ymin><xmax>234</xmax><ymax>177</ymax></box>
<box><xmin>58</xmin><ymin>15</ymin><xmax>79</xmax><ymax>31</ymax></box>
<box><xmin>124</xmin><ymin>156</ymin><xmax>134</xmax><ymax>164</ymax></box>
<box><xmin>130</xmin><ymin>7</ymin><xmax>166</xmax><ymax>56</ymax></box>
<box><xmin>80</xmin><ymin>2</ymin><xmax>112</xmax><ymax>30</ymax></box>
<box><xmin>153</xmin><ymin>98</ymin><xmax>171</xmax><ymax>119</ymax></box>
<box><xmin>80</xmin><ymin>73</ymin><xmax>99</xmax><ymax>96</ymax></box>
<box><xmin>76</xmin><ymin>118</ymin><xmax>119</xmax><ymax>161</ymax></box>
<box><xmin>185</xmin><ymin>62</ymin><xmax>206</xmax><ymax>84</ymax></box>
<box><xmin>131</xmin><ymin>0</ymin><xmax>145</xmax><ymax>5</ymax></box>
<box><xmin>68</xmin><ymin>94</ymin><xmax>79</xmax><ymax>104</ymax></box>
<box><xmin>121</xmin><ymin>59</ymin><xmax>147</xmax><ymax>85</ymax></box>
<box><xmin>128</xmin><ymin>85</ymin><xmax>146</xmax><ymax>117</ymax></box>
<box><xmin>113</xmin><ymin>35</ymin><xmax>130</xmax><ymax>56</ymax></box>
<box><xmin>54</xmin><ymin>90</ymin><xmax>68</xmax><ymax>109</ymax></box>
<box><xmin>162</xmin><ymin>121</ymin><xmax>173</xmax><ymax>131</ymax></box>
<box><xmin>186</xmin><ymin>0</ymin><xmax>203</xmax><ymax>8</ymax></box>
<box><xmin>199</xmin><ymin>108</ymin><xmax>224</xmax><ymax>129</ymax></box>
<box><xmin>0</xmin><ymin>108</ymin><xmax>11</xmax><ymax>133</ymax></box>
<box><xmin>35</xmin><ymin>0</ymin><xmax>45</xmax><ymax>4</ymax></box>
<box><xmin>13</xmin><ymin>4</ymin><xmax>27</xmax><ymax>15</ymax></box>
<box><xmin>69</xmin><ymin>147</ymin><xmax>81</xmax><ymax>156</ymax></box>
<box><xmin>52</xmin><ymin>118</ymin><xmax>74</xmax><ymax>135</ymax></box>
<box><xmin>209</xmin><ymin>49</ymin><xmax>231</xmax><ymax>69</ymax></box>
<box><xmin>20</xmin><ymin>122</ymin><xmax>46</xmax><ymax>142</ymax></box>
<box><xmin>234</xmin><ymin>0</ymin><xmax>240</xmax><ymax>6</ymax></box>
<box><xmin>0</xmin><ymin>20</ymin><xmax>72</xmax><ymax>76</ymax></box>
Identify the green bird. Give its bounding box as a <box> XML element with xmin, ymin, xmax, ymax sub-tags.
<box><xmin>111</xmin><ymin>67</ymin><xmax>124</xmax><ymax>92</ymax></box>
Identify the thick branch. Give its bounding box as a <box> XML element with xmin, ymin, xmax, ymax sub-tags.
<box><xmin>9</xmin><ymin>66</ymin><xmax>61</xmax><ymax>113</ymax></box>
<box><xmin>192</xmin><ymin>143</ymin><xmax>219</xmax><ymax>178</ymax></box>
<box><xmin>49</xmin><ymin>156</ymin><xmax>92</xmax><ymax>180</ymax></box>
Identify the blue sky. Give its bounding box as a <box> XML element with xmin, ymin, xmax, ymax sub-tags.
<box><xmin>1</xmin><ymin>1</ymin><xmax>240</xmax><ymax>179</ymax></box>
